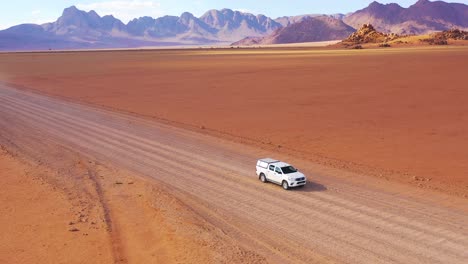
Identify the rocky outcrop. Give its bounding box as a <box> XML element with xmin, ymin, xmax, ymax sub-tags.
<box><xmin>420</xmin><ymin>29</ymin><xmax>468</xmax><ymax>45</ymax></box>
<box><xmin>433</xmin><ymin>29</ymin><xmax>468</xmax><ymax>40</ymax></box>
<box><xmin>342</xmin><ymin>24</ymin><xmax>400</xmax><ymax>44</ymax></box>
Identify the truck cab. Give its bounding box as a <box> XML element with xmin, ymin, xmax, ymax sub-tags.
<box><xmin>256</xmin><ymin>158</ymin><xmax>307</xmax><ymax>190</ymax></box>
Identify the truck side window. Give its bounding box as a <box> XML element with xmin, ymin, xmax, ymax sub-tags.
<box><xmin>269</xmin><ymin>165</ymin><xmax>275</xmax><ymax>171</ymax></box>
<box><xmin>275</xmin><ymin>167</ymin><xmax>282</xmax><ymax>174</ymax></box>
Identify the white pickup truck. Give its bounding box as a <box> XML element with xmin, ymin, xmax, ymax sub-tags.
<box><xmin>256</xmin><ymin>158</ymin><xmax>307</xmax><ymax>190</ymax></box>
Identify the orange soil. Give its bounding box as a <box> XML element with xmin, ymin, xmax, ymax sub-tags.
<box><xmin>1</xmin><ymin>46</ymin><xmax>467</xmax><ymax>195</ymax></box>
<box><xmin>0</xmin><ymin>149</ymin><xmax>114</xmax><ymax>264</ymax></box>
<box><xmin>0</xmin><ymin>144</ymin><xmax>256</xmax><ymax>263</ymax></box>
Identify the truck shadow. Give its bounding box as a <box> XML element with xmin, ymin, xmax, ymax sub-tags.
<box><xmin>294</xmin><ymin>181</ymin><xmax>327</xmax><ymax>192</ymax></box>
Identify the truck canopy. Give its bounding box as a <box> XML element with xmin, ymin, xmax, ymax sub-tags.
<box><xmin>258</xmin><ymin>158</ymin><xmax>279</xmax><ymax>163</ymax></box>
<box><xmin>257</xmin><ymin>158</ymin><xmax>279</xmax><ymax>169</ymax></box>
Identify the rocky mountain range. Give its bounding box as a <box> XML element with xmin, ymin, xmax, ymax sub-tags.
<box><xmin>0</xmin><ymin>6</ymin><xmax>282</xmax><ymax>50</ymax></box>
<box><xmin>0</xmin><ymin>0</ymin><xmax>467</xmax><ymax>50</ymax></box>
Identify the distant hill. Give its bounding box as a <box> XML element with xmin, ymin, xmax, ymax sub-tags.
<box><xmin>0</xmin><ymin>24</ymin><xmax>79</xmax><ymax>50</ymax></box>
<box><xmin>42</xmin><ymin>6</ymin><xmax>127</xmax><ymax>37</ymax></box>
<box><xmin>0</xmin><ymin>7</ymin><xmax>179</xmax><ymax>50</ymax></box>
<box><xmin>343</xmin><ymin>0</ymin><xmax>468</xmax><ymax>34</ymax></box>
<box><xmin>232</xmin><ymin>16</ymin><xmax>355</xmax><ymax>46</ymax></box>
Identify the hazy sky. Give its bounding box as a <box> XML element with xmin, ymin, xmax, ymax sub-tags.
<box><xmin>1</xmin><ymin>0</ymin><xmax>467</xmax><ymax>29</ymax></box>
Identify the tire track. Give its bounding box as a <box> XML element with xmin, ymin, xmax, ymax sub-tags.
<box><xmin>86</xmin><ymin>168</ymin><xmax>128</xmax><ymax>264</ymax></box>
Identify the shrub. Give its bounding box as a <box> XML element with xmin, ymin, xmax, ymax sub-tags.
<box><xmin>379</xmin><ymin>43</ymin><xmax>391</xmax><ymax>47</ymax></box>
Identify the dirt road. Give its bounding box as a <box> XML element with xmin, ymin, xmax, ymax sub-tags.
<box><xmin>1</xmin><ymin>84</ymin><xmax>467</xmax><ymax>263</ymax></box>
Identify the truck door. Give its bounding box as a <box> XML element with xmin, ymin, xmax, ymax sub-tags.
<box><xmin>268</xmin><ymin>164</ymin><xmax>276</xmax><ymax>182</ymax></box>
<box><xmin>272</xmin><ymin>166</ymin><xmax>283</xmax><ymax>183</ymax></box>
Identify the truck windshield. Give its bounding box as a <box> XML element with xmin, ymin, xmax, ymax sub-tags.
<box><xmin>281</xmin><ymin>166</ymin><xmax>297</xmax><ymax>174</ymax></box>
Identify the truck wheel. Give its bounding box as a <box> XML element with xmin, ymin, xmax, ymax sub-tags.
<box><xmin>260</xmin><ymin>173</ymin><xmax>267</xmax><ymax>183</ymax></box>
<box><xmin>282</xmin><ymin>181</ymin><xmax>289</xmax><ymax>190</ymax></box>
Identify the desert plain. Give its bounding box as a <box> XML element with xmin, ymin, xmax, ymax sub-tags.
<box><xmin>1</xmin><ymin>45</ymin><xmax>468</xmax><ymax>263</ymax></box>
<box><xmin>2</xmin><ymin>46</ymin><xmax>468</xmax><ymax>193</ymax></box>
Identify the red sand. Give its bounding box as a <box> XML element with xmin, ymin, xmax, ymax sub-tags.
<box><xmin>1</xmin><ymin>46</ymin><xmax>467</xmax><ymax>195</ymax></box>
